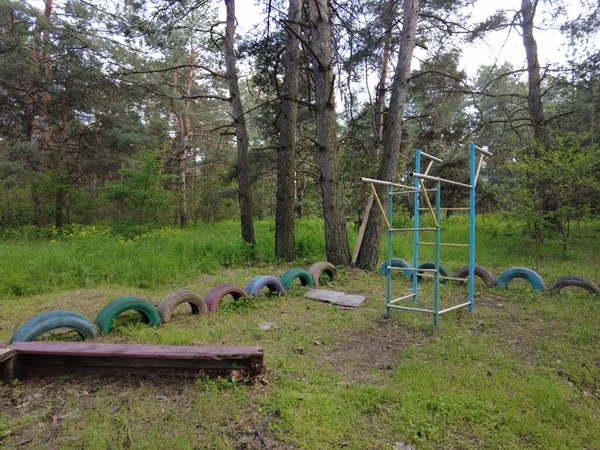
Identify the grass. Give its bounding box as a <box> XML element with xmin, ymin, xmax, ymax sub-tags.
<box><xmin>0</xmin><ymin>216</ymin><xmax>599</xmax><ymax>449</ymax></box>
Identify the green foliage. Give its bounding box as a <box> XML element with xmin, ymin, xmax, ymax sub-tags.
<box><xmin>105</xmin><ymin>149</ymin><xmax>175</xmax><ymax>237</ymax></box>
<box><xmin>502</xmin><ymin>137</ymin><xmax>599</xmax><ymax>254</ymax></box>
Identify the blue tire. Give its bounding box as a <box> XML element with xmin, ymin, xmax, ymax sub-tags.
<box><xmin>496</xmin><ymin>267</ymin><xmax>545</xmax><ymax>291</ymax></box>
<box><xmin>245</xmin><ymin>276</ymin><xmax>286</xmax><ymax>296</ymax></box>
<box><xmin>378</xmin><ymin>258</ymin><xmax>411</xmax><ymax>278</ymax></box>
<box><xmin>10</xmin><ymin>310</ymin><xmax>98</xmax><ymax>344</ymax></box>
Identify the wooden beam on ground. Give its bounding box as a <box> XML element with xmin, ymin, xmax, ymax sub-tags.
<box><xmin>0</xmin><ymin>342</ymin><xmax>264</xmax><ymax>382</ymax></box>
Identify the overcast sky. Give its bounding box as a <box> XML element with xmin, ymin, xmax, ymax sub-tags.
<box><xmin>230</xmin><ymin>0</ymin><xmax>598</xmax><ymax>78</ymax></box>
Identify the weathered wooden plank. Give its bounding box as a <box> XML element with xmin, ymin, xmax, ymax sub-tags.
<box><xmin>1</xmin><ymin>342</ymin><xmax>264</xmax><ymax>382</ymax></box>
<box><xmin>9</xmin><ymin>342</ymin><xmax>263</xmax><ymax>360</ymax></box>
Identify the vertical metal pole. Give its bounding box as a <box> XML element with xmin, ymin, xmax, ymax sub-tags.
<box><xmin>412</xmin><ymin>150</ymin><xmax>421</xmax><ymax>304</ymax></box>
<box><xmin>433</xmin><ymin>179</ymin><xmax>441</xmax><ymax>326</ymax></box>
<box><xmin>468</xmin><ymin>143</ymin><xmax>476</xmax><ymax>312</ymax></box>
<box><xmin>385</xmin><ymin>184</ymin><xmax>393</xmax><ymax>318</ymax></box>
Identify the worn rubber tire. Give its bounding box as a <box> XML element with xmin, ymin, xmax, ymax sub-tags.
<box><xmin>94</xmin><ymin>296</ymin><xmax>161</xmax><ymax>335</ymax></box>
<box><xmin>378</xmin><ymin>258</ymin><xmax>411</xmax><ymax>278</ymax></box>
<box><xmin>244</xmin><ymin>276</ymin><xmax>286</xmax><ymax>296</ymax></box>
<box><xmin>9</xmin><ymin>310</ymin><xmax>97</xmax><ymax>344</ymax></box>
<box><xmin>156</xmin><ymin>290</ymin><xmax>208</xmax><ymax>323</ymax></box>
<box><xmin>204</xmin><ymin>283</ymin><xmax>246</xmax><ymax>312</ymax></box>
<box><xmin>496</xmin><ymin>267</ymin><xmax>545</xmax><ymax>292</ymax></box>
<box><xmin>280</xmin><ymin>268</ymin><xmax>314</xmax><ymax>289</ymax></box>
<box><xmin>549</xmin><ymin>275</ymin><xmax>600</xmax><ymax>295</ymax></box>
<box><xmin>411</xmin><ymin>262</ymin><xmax>452</xmax><ymax>282</ymax></box>
<box><xmin>452</xmin><ymin>265</ymin><xmax>497</xmax><ymax>287</ymax></box>
<box><xmin>308</xmin><ymin>262</ymin><xmax>336</xmax><ymax>287</ymax></box>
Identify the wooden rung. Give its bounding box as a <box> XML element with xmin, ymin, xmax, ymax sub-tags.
<box><xmin>390</xmin><ymin>227</ymin><xmax>437</xmax><ymax>232</ymax></box>
<box><xmin>390</xmin><ymin>293</ymin><xmax>415</xmax><ymax>304</ymax></box>
<box><xmin>418</xmin><ymin>241</ymin><xmax>470</xmax><ymax>247</ymax></box>
<box><xmin>418</xmin><ymin>208</ymin><xmax>469</xmax><ymax>211</ymax></box>
<box><xmin>420</xmin><ymin>274</ymin><xmax>468</xmax><ymax>282</ymax></box>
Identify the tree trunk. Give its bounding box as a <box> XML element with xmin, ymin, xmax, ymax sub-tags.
<box><xmin>224</xmin><ymin>0</ymin><xmax>255</xmax><ymax>246</ymax></box>
<box><xmin>356</xmin><ymin>0</ymin><xmax>420</xmax><ymax>270</ymax></box>
<box><xmin>308</xmin><ymin>0</ymin><xmax>351</xmax><ymax>266</ymax></box>
<box><xmin>275</xmin><ymin>0</ymin><xmax>302</xmax><ymax>261</ymax></box>
<box><xmin>373</xmin><ymin>0</ymin><xmax>396</xmax><ymax>156</ymax></box>
<box><xmin>521</xmin><ymin>0</ymin><xmax>547</xmax><ymax>150</ymax></box>
<box><xmin>171</xmin><ymin>53</ymin><xmax>194</xmax><ymax>228</ymax></box>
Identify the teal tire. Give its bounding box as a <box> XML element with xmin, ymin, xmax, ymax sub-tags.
<box><xmin>280</xmin><ymin>268</ymin><xmax>314</xmax><ymax>289</ymax></box>
<box><xmin>94</xmin><ymin>296</ymin><xmax>161</xmax><ymax>335</ymax></box>
<box><xmin>9</xmin><ymin>310</ymin><xmax>97</xmax><ymax>344</ymax></box>
<box><xmin>378</xmin><ymin>258</ymin><xmax>411</xmax><ymax>278</ymax></box>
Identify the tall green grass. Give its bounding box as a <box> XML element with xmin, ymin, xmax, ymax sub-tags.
<box><xmin>0</xmin><ymin>214</ymin><xmax>598</xmax><ymax>298</ymax></box>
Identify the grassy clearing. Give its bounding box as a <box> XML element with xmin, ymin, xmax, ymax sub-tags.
<box><xmin>0</xmin><ymin>217</ymin><xmax>599</xmax><ymax>449</ymax></box>
<box><xmin>0</xmin><ymin>215</ymin><xmax>599</xmax><ymax>299</ymax></box>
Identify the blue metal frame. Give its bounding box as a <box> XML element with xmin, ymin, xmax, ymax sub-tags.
<box><xmin>381</xmin><ymin>143</ymin><xmax>485</xmax><ymax>325</ymax></box>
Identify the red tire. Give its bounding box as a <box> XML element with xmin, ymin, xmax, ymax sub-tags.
<box><xmin>204</xmin><ymin>283</ymin><xmax>246</xmax><ymax>312</ymax></box>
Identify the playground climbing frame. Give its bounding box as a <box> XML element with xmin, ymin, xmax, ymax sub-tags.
<box><xmin>361</xmin><ymin>143</ymin><xmax>492</xmax><ymax>325</ymax></box>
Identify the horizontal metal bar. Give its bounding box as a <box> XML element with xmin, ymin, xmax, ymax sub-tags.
<box><xmin>390</xmin><ymin>293</ymin><xmax>416</xmax><ymax>304</ymax></box>
<box><xmin>418</xmin><ymin>241</ymin><xmax>470</xmax><ymax>247</ymax></box>
<box><xmin>390</xmin><ymin>227</ymin><xmax>437</xmax><ymax>232</ymax></box>
<box><xmin>403</xmin><ymin>268</ymin><xmax>437</xmax><ymax>273</ymax></box>
<box><xmin>410</xmin><ymin>172</ymin><xmax>473</xmax><ymax>189</ymax></box>
<box><xmin>360</xmin><ymin>177</ymin><xmax>414</xmax><ymax>189</ymax></box>
<box><xmin>419</xmin><ymin>274</ymin><xmax>469</xmax><ymax>282</ymax></box>
<box><xmin>387</xmin><ymin>266</ymin><xmax>411</xmax><ymax>271</ymax></box>
<box><xmin>389</xmin><ymin>305</ymin><xmax>434</xmax><ymax>313</ymax></box>
<box><xmin>438</xmin><ymin>301</ymin><xmax>472</xmax><ymax>314</ymax></box>
<box><xmin>418</xmin><ymin>207</ymin><xmax>469</xmax><ymax>211</ymax></box>
<box><xmin>474</xmin><ymin>145</ymin><xmax>493</xmax><ymax>156</ymax></box>
<box><xmin>419</xmin><ymin>151</ymin><xmax>443</xmax><ymax>163</ymax></box>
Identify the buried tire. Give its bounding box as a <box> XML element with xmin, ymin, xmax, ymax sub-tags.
<box><xmin>378</xmin><ymin>258</ymin><xmax>411</xmax><ymax>278</ymax></box>
<box><xmin>452</xmin><ymin>265</ymin><xmax>497</xmax><ymax>287</ymax></box>
<box><xmin>412</xmin><ymin>262</ymin><xmax>452</xmax><ymax>282</ymax></box>
<box><xmin>308</xmin><ymin>262</ymin><xmax>336</xmax><ymax>287</ymax></box>
<box><xmin>280</xmin><ymin>268</ymin><xmax>314</xmax><ymax>289</ymax></box>
<box><xmin>94</xmin><ymin>296</ymin><xmax>161</xmax><ymax>335</ymax></box>
<box><xmin>9</xmin><ymin>310</ymin><xmax>98</xmax><ymax>344</ymax></box>
<box><xmin>496</xmin><ymin>267</ymin><xmax>545</xmax><ymax>292</ymax></box>
<box><xmin>156</xmin><ymin>290</ymin><xmax>208</xmax><ymax>323</ymax></box>
<box><xmin>204</xmin><ymin>283</ymin><xmax>246</xmax><ymax>312</ymax></box>
<box><xmin>245</xmin><ymin>276</ymin><xmax>286</xmax><ymax>296</ymax></box>
<box><xmin>549</xmin><ymin>275</ymin><xmax>600</xmax><ymax>295</ymax></box>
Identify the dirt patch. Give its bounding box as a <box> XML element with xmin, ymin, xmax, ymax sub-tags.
<box><xmin>315</xmin><ymin>316</ymin><xmax>430</xmax><ymax>384</ymax></box>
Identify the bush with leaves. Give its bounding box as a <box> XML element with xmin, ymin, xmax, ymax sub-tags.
<box><xmin>105</xmin><ymin>149</ymin><xmax>175</xmax><ymax>237</ymax></box>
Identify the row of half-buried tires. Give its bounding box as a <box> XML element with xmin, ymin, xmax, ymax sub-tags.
<box><xmin>8</xmin><ymin>262</ymin><xmax>338</xmax><ymax>344</ymax></box>
<box><xmin>378</xmin><ymin>259</ymin><xmax>600</xmax><ymax>295</ymax></box>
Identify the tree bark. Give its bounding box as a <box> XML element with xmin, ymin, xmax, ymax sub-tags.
<box><xmin>373</xmin><ymin>0</ymin><xmax>396</xmax><ymax>156</ymax></box>
<box><xmin>275</xmin><ymin>0</ymin><xmax>302</xmax><ymax>261</ymax></box>
<box><xmin>171</xmin><ymin>52</ymin><xmax>195</xmax><ymax>228</ymax></box>
<box><xmin>224</xmin><ymin>0</ymin><xmax>255</xmax><ymax>246</ymax></box>
<box><xmin>356</xmin><ymin>0</ymin><xmax>420</xmax><ymax>270</ymax></box>
<box><xmin>521</xmin><ymin>0</ymin><xmax>547</xmax><ymax>150</ymax></box>
<box><xmin>308</xmin><ymin>0</ymin><xmax>351</xmax><ymax>266</ymax></box>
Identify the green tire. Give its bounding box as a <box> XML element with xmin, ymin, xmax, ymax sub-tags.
<box><xmin>280</xmin><ymin>268</ymin><xmax>314</xmax><ymax>289</ymax></box>
<box><xmin>94</xmin><ymin>296</ymin><xmax>161</xmax><ymax>335</ymax></box>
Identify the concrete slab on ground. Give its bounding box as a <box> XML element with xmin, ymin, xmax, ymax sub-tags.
<box><xmin>305</xmin><ymin>289</ymin><xmax>366</xmax><ymax>307</ymax></box>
